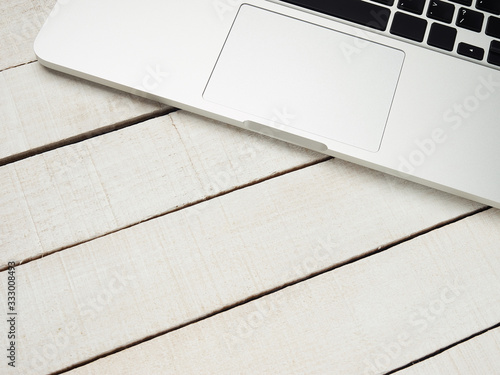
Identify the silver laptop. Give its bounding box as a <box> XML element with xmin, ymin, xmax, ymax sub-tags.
<box><xmin>34</xmin><ymin>0</ymin><xmax>500</xmax><ymax>208</ymax></box>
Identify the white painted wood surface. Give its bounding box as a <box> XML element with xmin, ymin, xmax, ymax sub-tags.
<box><xmin>396</xmin><ymin>328</ymin><xmax>500</xmax><ymax>374</ymax></box>
<box><xmin>0</xmin><ymin>110</ymin><xmax>324</xmax><ymax>265</ymax></box>
<box><xmin>0</xmin><ymin>62</ymin><xmax>167</xmax><ymax>163</ymax></box>
<box><xmin>62</xmin><ymin>209</ymin><xmax>500</xmax><ymax>375</ymax></box>
<box><xmin>0</xmin><ymin>0</ymin><xmax>167</xmax><ymax>162</ymax></box>
<box><xmin>0</xmin><ymin>158</ymin><xmax>485</xmax><ymax>374</ymax></box>
<box><xmin>0</xmin><ymin>0</ymin><xmax>55</xmax><ymax>70</ymax></box>
<box><xmin>0</xmin><ymin>1</ymin><xmax>499</xmax><ymax>374</ymax></box>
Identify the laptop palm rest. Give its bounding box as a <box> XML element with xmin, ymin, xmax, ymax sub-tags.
<box><xmin>203</xmin><ymin>5</ymin><xmax>405</xmax><ymax>152</ymax></box>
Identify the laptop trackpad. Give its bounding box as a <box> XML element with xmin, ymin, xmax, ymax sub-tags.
<box><xmin>203</xmin><ymin>5</ymin><xmax>405</xmax><ymax>152</ymax></box>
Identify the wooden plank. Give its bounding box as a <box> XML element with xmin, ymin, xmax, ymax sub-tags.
<box><xmin>395</xmin><ymin>327</ymin><xmax>500</xmax><ymax>375</ymax></box>
<box><xmin>57</xmin><ymin>209</ymin><xmax>500</xmax><ymax>375</ymax></box>
<box><xmin>0</xmin><ymin>159</ymin><xmax>484</xmax><ymax>374</ymax></box>
<box><xmin>0</xmin><ymin>0</ymin><xmax>55</xmax><ymax>70</ymax></box>
<box><xmin>0</xmin><ymin>62</ymin><xmax>167</xmax><ymax>163</ymax></box>
<box><xmin>0</xmin><ymin>110</ymin><xmax>323</xmax><ymax>265</ymax></box>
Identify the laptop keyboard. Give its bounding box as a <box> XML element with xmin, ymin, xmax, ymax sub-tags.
<box><xmin>277</xmin><ymin>0</ymin><xmax>500</xmax><ymax>68</ymax></box>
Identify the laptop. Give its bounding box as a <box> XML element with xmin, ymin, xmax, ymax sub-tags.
<box><xmin>34</xmin><ymin>0</ymin><xmax>500</xmax><ymax>208</ymax></box>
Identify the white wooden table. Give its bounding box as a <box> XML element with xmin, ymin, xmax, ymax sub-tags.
<box><xmin>1</xmin><ymin>1</ymin><xmax>500</xmax><ymax>374</ymax></box>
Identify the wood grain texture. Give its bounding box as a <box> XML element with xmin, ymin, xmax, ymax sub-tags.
<box><xmin>0</xmin><ymin>158</ymin><xmax>484</xmax><ymax>374</ymax></box>
<box><xmin>0</xmin><ymin>0</ymin><xmax>55</xmax><ymax>70</ymax></box>
<box><xmin>61</xmin><ymin>209</ymin><xmax>500</xmax><ymax>375</ymax></box>
<box><xmin>395</xmin><ymin>328</ymin><xmax>500</xmax><ymax>374</ymax></box>
<box><xmin>0</xmin><ymin>62</ymin><xmax>167</xmax><ymax>162</ymax></box>
<box><xmin>1</xmin><ymin>3</ymin><xmax>497</xmax><ymax>374</ymax></box>
<box><xmin>0</xmin><ymin>110</ymin><xmax>323</xmax><ymax>265</ymax></box>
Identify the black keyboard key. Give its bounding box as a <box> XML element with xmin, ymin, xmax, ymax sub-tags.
<box><xmin>488</xmin><ymin>40</ymin><xmax>500</xmax><ymax>66</ymax></box>
<box><xmin>372</xmin><ymin>0</ymin><xmax>394</xmax><ymax>5</ymax></box>
<box><xmin>390</xmin><ymin>12</ymin><xmax>428</xmax><ymax>42</ymax></box>
<box><xmin>476</xmin><ymin>0</ymin><xmax>500</xmax><ymax>15</ymax></box>
<box><xmin>280</xmin><ymin>0</ymin><xmax>391</xmax><ymax>31</ymax></box>
<box><xmin>427</xmin><ymin>23</ymin><xmax>457</xmax><ymax>51</ymax></box>
<box><xmin>427</xmin><ymin>0</ymin><xmax>455</xmax><ymax>23</ymax></box>
<box><xmin>457</xmin><ymin>42</ymin><xmax>485</xmax><ymax>60</ymax></box>
<box><xmin>486</xmin><ymin>16</ymin><xmax>500</xmax><ymax>38</ymax></box>
<box><xmin>398</xmin><ymin>0</ymin><xmax>426</xmax><ymax>14</ymax></box>
<box><xmin>456</xmin><ymin>7</ymin><xmax>484</xmax><ymax>32</ymax></box>
<box><xmin>449</xmin><ymin>0</ymin><xmax>472</xmax><ymax>5</ymax></box>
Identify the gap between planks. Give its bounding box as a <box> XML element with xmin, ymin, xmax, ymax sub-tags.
<box><xmin>0</xmin><ymin>106</ymin><xmax>174</xmax><ymax>167</ymax></box>
<box><xmin>388</xmin><ymin>321</ymin><xmax>500</xmax><ymax>375</ymax></box>
<box><xmin>0</xmin><ymin>155</ymin><xmax>331</xmax><ymax>272</ymax></box>
<box><xmin>2</xmin><ymin>149</ymin><xmax>486</xmax><ymax>373</ymax></box>
<box><xmin>54</xmin><ymin>321</ymin><xmax>500</xmax><ymax>375</ymax></box>
<box><xmin>0</xmin><ymin>109</ymin><xmax>327</xmax><ymax>266</ymax></box>
<box><xmin>0</xmin><ymin>59</ymin><xmax>36</xmax><ymax>74</ymax></box>
<box><xmin>47</xmin><ymin>207</ymin><xmax>500</xmax><ymax>375</ymax></box>
<box><xmin>4</xmin><ymin>4</ymin><xmax>497</xmax><ymax>373</ymax></box>
<box><xmin>48</xmin><ymin>205</ymin><xmax>490</xmax><ymax>375</ymax></box>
